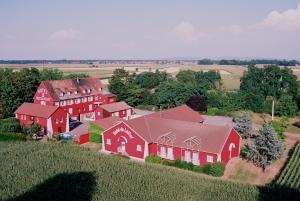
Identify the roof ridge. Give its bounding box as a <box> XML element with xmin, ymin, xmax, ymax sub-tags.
<box><xmin>143</xmin><ymin>116</ymin><xmax>153</xmax><ymax>142</ymax></box>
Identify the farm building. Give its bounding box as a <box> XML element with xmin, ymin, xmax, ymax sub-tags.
<box><xmin>70</xmin><ymin>122</ymin><xmax>90</xmax><ymax>144</ymax></box>
<box><xmin>95</xmin><ymin>116</ymin><xmax>124</xmax><ymax>129</ymax></box>
<box><xmin>33</xmin><ymin>78</ymin><xmax>117</xmax><ymax>121</ymax></box>
<box><xmin>15</xmin><ymin>102</ymin><xmax>69</xmax><ymax>137</ymax></box>
<box><xmin>102</xmin><ymin>105</ymin><xmax>240</xmax><ymax>166</ymax></box>
<box><xmin>95</xmin><ymin>101</ymin><xmax>133</xmax><ymax>120</ymax></box>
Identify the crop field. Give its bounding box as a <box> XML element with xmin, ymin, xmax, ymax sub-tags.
<box><xmin>275</xmin><ymin>143</ymin><xmax>300</xmax><ymax>189</ymax></box>
<box><xmin>0</xmin><ymin>141</ymin><xmax>299</xmax><ymax>201</ymax></box>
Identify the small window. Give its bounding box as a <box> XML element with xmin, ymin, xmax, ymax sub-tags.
<box><xmin>24</xmin><ymin>115</ymin><xmax>26</xmax><ymax>120</ymax></box>
<box><xmin>60</xmin><ymin>117</ymin><xmax>63</xmax><ymax>123</ymax></box>
<box><xmin>60</xmin><ymin>92</ymin><xmax>64</xmax><ymax>97</ymax></box>
<box><xmin>207</xmin><ymin>155</ymin><xmax>214</xmax><ymax>163</ymax></box>
<box><xmin>89</xmin><ymin>104</ymin><xmax>93</xmax><ymax>111</ymax></box>
<box><xmin>97</xmin><ymin>112</ymin><xmax>101</xmax><ymax>116</ymax></box>
<box><xmin>67</xmin><ymin>99</ymin><xmax>73</xmax><ymax>105</ymax></box>
<box><xmin>88</xmin><ymin>96</ymin><xmax>93</xmax><ymax>102</ymax></box>
<box><xmin>137</xmin><ymin>145</ymin><xmax>142</xmax><ymax>152</ymax></box>
<box><xmin>99</xmin><ymin>87</ymin><xmax>103</xmax><ymax>91</ymax></box>
<box><xmin>55</xmin><ymin>118</ymin><xmax>59</xmax><ymax>123</ymax></box>
<box><xmin>106</xmin><ymin>139</ymin><xmax>111</xmax><ymax>145</ymax></box>
<box><xmin>68</xmin><ymin>108</ymin><xmax>73</xmax><ymax>114</ymax></box>
<box><xmin>185</xmin><ymin>150</ymin><xmax>191</xmax><ymax>162</ymax></box>
<box><xmin>36</xmin><ymin>118</ymin><xmax>39</xmax><ymax>123</ymax></box>
<box><xmin>75</xmin><ymin>98</ymin><xmax>80</xmax><ymax>104</ymax></box>
<box><xmin>67</xmin><ymin>91</ymin><xmax>71</xmax><ymax>95</ymax></box>
<box><xmin>160</xmin><ymin>146</ymin><xmax>166</xmax><ymax>158</ymax></box>
<box><xmin>30</xmin><ymin>116</ymin><xmax>34</xmax><ymax>121</ymax></box>
<box><xmin>82</xmin><ymin>97</ymin><xmax>87</xmax><ymax>103</ymax></box>
<box><xmin>82</xmin><ymin>90</ymin><xmax>86</xmax><ymax>94</ymax></box>
<box><xmin>74</xmin><ymin>91</ymin><xmax>78</xmax><ymax>94</ymax></box>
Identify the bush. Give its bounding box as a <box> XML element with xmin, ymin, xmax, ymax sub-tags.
<box><xmin>207</xmin><ymin>107</ymin><xmax>229</xmax><ymax>116</ymax></box>
<box><xmin>210</xmin><ymin>162</ymin><xmax>225</xmax><ymax>177</ymax></box>
<box><xmin>145</xmin><ymin>155</ymin><xmax>162</xmax><ymax>164</ymax></box>
<box><xmin>240</xmin><ymin>146</ymin><xmax>248</xmax><ymax>158</ymax></box>
<box><xmin>169</xmin><ymin>159</ymin><xmax>194</xmax><ymax>170</ymax></box>
<box><xmin>192</xmin><ymin>165</ymin><xmax>203</xmax><ymax>173</ymax></box>
<box><xmin>272</xmin><ymin>121</ymin><xmax>285</xmax><ymax>141</ymax></box>
<box><xmin>0</xmin><ymin>118</ymin><xmax>20</xmax><ymax>133</ymax></box>
<box><xmin>202</xmin><ymin>164</ymin><xmax>212</xmax><ymax>174</ymax></box>
<box><xmin>0</xmin><ymin>132</ymin><xmax>25</xmax><ymax>141</ymax></box>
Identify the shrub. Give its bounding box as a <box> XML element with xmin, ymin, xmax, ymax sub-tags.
<box><xmin>169</xmin><ymin>159</ymin><xmax>194</xmax><ymax>170</ymax></box>
<box><xmin>192</xmin><ymin>166</ymin><xmax>203</xmax><ymax>173</ymax></box>
<box><xmin>210</xmin><ymin>162</ymin><xmax>225</xmax><ymax>177</ymax></box>
<box><xmin>240</xmin><ymin>146</ymin><xmax>248</xmax><ymax>158</ymax></box>
<box><xmin>272</xmin><ymin>121</ymin><xmax>285</xmax><ymax>141</ymax></box>
<box><xmin>0</xmin><ymin>118</ymin><xmax>20</xmax><ymax>133</ymax></box>
<box><xmin>145</xmin><ymin>155</ymin><xmax>162</xmax><ymax>164</ymax></box>
<box><xmin>202</xmin><ymin>164</ymin><xmax>212</xmax><ymax>175</ymax></box>
<box><xmin>0</xmin><ymin>132</ymin><xmax>25</xmax><ymax>141</ymax></box>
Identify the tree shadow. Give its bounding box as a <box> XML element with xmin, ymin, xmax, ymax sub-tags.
<box><xmin>258</xmin><ymin>184</ymin><xmax>300</xmax><ymax>201</ymax></box>
<box><xmin>6</xmin><ymin>171</ymin><xmax>96</xmax><ymax>201</ymax></box>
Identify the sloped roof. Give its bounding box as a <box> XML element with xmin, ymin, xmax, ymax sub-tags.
<box><xmin>41</xmin><ymin>78</ymin><xmax>107</xmax><ymax>101</ymax></box>
<box><xmin>148</xmin><ymin>105</ymin><xmax>204</xmax><ymax>123</ymax></box>
<box><xmin>95</xmin><ymin>116</ymin><xmax>124</xmax><ymax>129</ymax></box>
<box><xmin>15</xmin><ymin>102</ymin><xmax>60</xmax><ymax>118</ymax></box>
<box><xmin>100</xmin><ymin>101</ymin><xmax>132</xmax><ymax>113</ymax></box>
<box><xmin>125</xmin><ymin>116</ymin><xmax>232</xmax><ymax>154</ymax></box>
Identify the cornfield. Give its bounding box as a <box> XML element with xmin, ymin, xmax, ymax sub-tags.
<box><xmin>275</xmin><ymin>143</ymin><xmax>300</xmax><ymax>189</ymax></box>
<box><xmin>0</xmin><ymin>141</ymin><xmax>299</xmax><ymax>201</ymax></box>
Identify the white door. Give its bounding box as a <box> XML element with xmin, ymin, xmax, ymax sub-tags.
<box><xmin>185</xmin><ymin>151</ymin><xmax>191</xmax><ymax>162</ymax></box>
<box><xmin>192</xmin><ymin>152</ymin><xmax>199</xmax><ymax>165</ymax></box>
<box><xmin>167</xmin><ymin>147</ymin><xmax>174</xmax><ymax>160</ymax></box>
<box><xmin>121</xmin><ymin>142</ymin><xmax>126</xmax><ymax>152</ymax></box>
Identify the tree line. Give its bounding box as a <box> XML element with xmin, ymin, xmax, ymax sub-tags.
<box><xmin>197</xmin><ymin>59</ymin><xmax>299</xmax><ymax>66</ymax></box>
<box><xmin>0</xmin><ymin>68</ymin><xmax>89</xmax><ymax>118</ymax></box>
<box><xmin>109</xmin><ymin>65</ymin><xmax>300</xmax><ymax>117</ymax></box>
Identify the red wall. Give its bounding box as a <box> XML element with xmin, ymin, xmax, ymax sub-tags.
<box><xmin>95</xmin><ymin>108</ymin><xmax>133</xmax><ymax>120</ymax></box>
<box><xmin>103</xmin><ymin>122</ymin><xmax>146</xmax><ymax>159</ymax></box>
<box><xmin>221</xmin><ymin>129</ymin><xmax>241</xmax><ymax>164</ymax></box>
<box><xmin>77</xmin><ymin>133</ymin><xmax>90</xmax><ymax>144</ymax></box>
<box><xmin>50</xmin><ymin>108</ymin><xmax>68</xmax><ymax>134</ymax></box>
<box><xmin>33</xmin><ymin>83</ymin><xmax>55</xmax><ymax>106</ymax></box>
<box><xmin>16</xmin><ymin>113</ymin><xmax>48</xmax><ymax>134</ymax></box>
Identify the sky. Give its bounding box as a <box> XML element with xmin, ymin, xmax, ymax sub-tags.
<box><xmin>0</xmin><ymin>0</ymin><xmax>300</xmax><ymax>60</ymax></box>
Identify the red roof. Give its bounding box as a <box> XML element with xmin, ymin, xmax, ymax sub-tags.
<box><xmin>94</xmin><ymin>116</ymin><xmax>124</xmax><ymax>129</ymax></box>
<box><xmin>125</xmin><ymin>116</ymin><xmax>232</xmax><ymax>154</ymax></box>
<box><xmin>15</xmin><ymin>102</ymin><xmax>60</xmax><ymax>118</ymax></box>
<box><xmin>100</xmin><ymin>101</ymin><xmax>132</xmax><ymax>113</ymax></box>
<box><xmin>148</xmin><ymin>105</ymin><xmax>204</xmax><ymax>123</ymax></box>
<box><xmin>40</xmin><ymin>78</ymin><xmax>107</xmax><ymax>101</ymax></box>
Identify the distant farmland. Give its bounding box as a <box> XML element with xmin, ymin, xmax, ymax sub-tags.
<box><xmin>1</xmin><ymin>63</ymin><xmax>299</xmax><ymax>90</ymax></box>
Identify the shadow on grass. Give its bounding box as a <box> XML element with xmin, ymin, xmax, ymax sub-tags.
<box><xmin>6</xmin><ymin>171</ymin><xmax>96</xmax><ymax>201</ymax></box>
<box><xmin>258</xmin><ymin>184</ymin><xmax>300</xmax><ymax>201</ymax></box>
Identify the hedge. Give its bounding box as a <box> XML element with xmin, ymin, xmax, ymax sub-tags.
<box><xmin>0</xmin><ymin>132</ymin><xmax>25</xmax><ymax>142</ymax></box>
<box><xmin>0</xmin><ymin>118</ymin><xmax>20</xmax><ymax>133</ymax></box>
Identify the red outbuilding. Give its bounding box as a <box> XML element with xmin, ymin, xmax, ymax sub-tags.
<box><xmin>95</xmin><ymin>101</ymin><xmax>133</xmax><ymax>120</ymax></box>
<box><xmin>102</xmin><ymin>105</ymin><xmax>240</xmax><ymax>166</ymax></box>
<box><xmin>70</xmin><ymin>122</ymin><xmax>90</xmax><ymax>144</ymax></box>
<box><xmin>15</xmin><ymin>102</ymin><xmax>69</xmax><ymax>137</ymax></box>
<box><xmin>33</xmin><ymin>78</ymin><xmax>117</xmax><ymax>121</ymax></box>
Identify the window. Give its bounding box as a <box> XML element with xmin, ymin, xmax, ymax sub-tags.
<box><xmin>24</xmin><ymin>115</ymin><xmax>26</xmax><ymax>120</ymax></box>
<box><xmin>87</xmin><ymin>89</ymin><xmax>91</xmax><ymax>93</ymax></box>
<box><xmin>184</xmin><ymin>151</ymin><xmax>191</xmax><ymax>162</ymax></box>
<box><xmin>75</xmin><ymin>98</ymin><xmax>80</xmax><ymax>104</ymax></box>
<box><xmin>67</xmin><ymin>99</ymin><xmax>73</xmax><ymax>105</ymax></box>
<box><xmin>137</xmin><ymin>145</ymin><xmax>142</xmax><ymax>152</ymax></box>
<box><xmin>167</xmin><ymin>147</ymin><xmax>174</xmax><ymax>160</ymax></box>
<box><xmin>160</xmin><ymin>146</ymin><xmax>166</xmax><ymax>158</ymax></box>
<box><xmin>95</xmin><ymin>96</ymin><xmax>98</xmax><ymax>101</ymax></box>
<box><xmin>60</xmin><ymin>92</ymin><xmax>64</xmax><ymax>97</ymax></box>
<box><xmin>55</xmin><ymin>118</ymin><xmax>59</xmax><ymax>124</ymax></box>
<box><xmin>60</xmin><ymin>101</ymin><xmax>66</xmax><ymax>106</ymax></box>
<box><xmin>114</xmin><ymin>112</ymin><xmax>119</xmax><ymax>117</ymax></box>
<box><xmin>82</xmin><ymin>97</ymin><xmax>87</xmax><ymax>103</ymax></box>
<box><xmin>106</xmin><ymin>138</ymin><xmax>111</xmax><ymax>145</ymax></box>
<box><xmin>68</xmin><ymin>108</ymin><xmax>73</xmax><ymax>114</ymax></box>
<box><xmin>109</xmin><ymin>98</ymin><xmax>114</xmax><ymax>102</ymax></box>
<box><xmin>82</xmin><ymin>90</ymin><xmax>86</xmax><ymax>94</ymax></box>
<box><xmin>30</xmin><ymin>116</ymin><xmax>34</xmax><ymax>121</ymax></box>
<box><xmin>207</xmin><ymin>155</ymin><xmax>213</xmax><ymax>163</ymax></box>
<box><xmin>55</xmin><ymin>102</ymin><xmax>59</xmax><ymax>106</ymax></box>
<box><xmin>89</xmin><ymin>104</ymin><xmax>93</xmax><ymax>111</ymax></box>
<box><xmin>123</xmin><ymin>110</ymin><xmax>126</xmax><ymax>114</ymax></box>
<box><xmin>36</xmin><ymin>118</ymin><xmax>39</xmax><ymax>123</ymax></box>
<box><xmin>67</xmin><ymin>91</ymin><xmax>71</xmax><ymax>95</ymax></box>
<box><xmin>88</xmin><ymin>96</ymin><xmax>93</xmax><ymax>102</ymax></box>
<box><xmin>99</xmin><ymin>87</ymin><xmax>103</xmax><ymax>91</ymax></box>
<box><xmin>41</xmin><ymin>101</ymin><xmax>46</xmax><ymax>106</ymax></box>
<box><xmin>60</xmin><ymin>117</ymin><xmax>63</xmax><ymax>123</ymax></box>
<box><xmin>97</xmin><ymin>112</ymin><xmax>101</xmax><ymax>116</ymax></box>
<box><xmin>74</xmin><ymin>91</ymin><xmax>78</xmax><ymax>94</ymax></box>
<box><xmin>192</xmin><ymin>152</ymin><xmax>199</xmax><ymax>165</ymax></box>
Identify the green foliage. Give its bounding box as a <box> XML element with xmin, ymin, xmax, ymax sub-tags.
<box><xmin>0</xmin><ymin>117</ymin><xmax>20</xmax><ymax>133</ymax></box>
<box><xmin>192</xmin><ymin>165</ymin><xmax>203</xmax><ymax>173</ymax></box>
<box><xmin>134</xmin><ymin>71</ymin><xmax>168</xmax><ymax>89</ymax></box>
<box><xmin>271</xmin><ymin>121</ymin><xmax>285</xmax><ymax>141</ymax></box>
<box><xmin>40</xmin><ymin>68</ymin><xmax>64</xmax><ymax>81</ymax></box>
<box><xmin>207</xmin><ymin>107</ymin><xmax>229</xmax><ymax>116</ymax></box>
<box><xmin>168</xmin><ymin>159</ymin><xmax>194</xmax><ymax>170</ymax></box>
<box><xmin>202</xmin><ymin>164</ymin><xmax>212</xmax><ymax>174</ymax></box>
<box><xmin>210</xmin><ymin>162</ymin><xmax>226</xmax><ymax>177</ymax></box>
<box><xmin>246</xmin><ymin>123</ymin><xmax>283</xmax><ymax>170</ymax></box>
<box><xmin>145</xmin><ymin>155</ymin><xmax>162</xmax><ymax>164</ymax></box>
<box><xmin>276</xmin><ymin>95</ymin><xmax>298</xmax><ymax>117</ymax></box>
<box><xmin>240</xmin><ymin>65</ymin><xmax>299</xmax><ymax>112</ymax></box>
<box><xmin>89</xmin><ymin>123</ymin><xmax>105</xmax><ymax>143</ymax></box>
<box><xmin>233</xmin><ymin>112</ymin><xmax>253</xmax><ymax>139</ymax></box>
<box><xmin>275</xmin><ymin>143</ymin><xmax>300</xmax><ymax>190</ymax></box>
<box><xmin>240</xmin><ymin>146</ymin><xmax>248</xmax><ymax>158</ymax></box>
<box><xmin>64</xmin><ymin>73</ymin><xmax>90</xmax><ymax>79</ymax></box>
<box><xmin>262</xmin><ymin>96</ymin><xmax>274</xmax><ymax>114</ymax></box>
<box><xmin>0</xmin><ymin>141</ymin><xmax>298</xmax><ymax>201</ymax></box>
<box><xmin>0</xmin><ymin>132</ymin><xmax>25</xmax><ymax>141</ymax></box>
<box><xmin>22</xmin><ymin>124</ymin><xmax>41</xmax><ymax>138</ymax></box>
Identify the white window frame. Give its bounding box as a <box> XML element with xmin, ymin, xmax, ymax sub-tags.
<box><xmin>67</xmin><ymin>99</ymin><xmax>73</xmax><ymax>105</ymax></box>
<box><xmin>75</xmin><ymin>98</ymin><xmax>80</xmax><ymax>104</ymax></box>
<box><xmin>60</xmin><ymin>101</ymin><xmax>66</xmax><ymax>106</ymax></box>
<box><xmin>88</xmin><ymin>96</ymin><xmax>93</xmax><ymax>102</ymax></box>
<box><xmin>184</xmin><ymin>150</ymin><xmax>191</xmax><ymax>162</ymax></box>
<box><xmin>167</xmin><ymin>147</ymin><xmax>174</xmax><ymax>160</ymax></box>
<box><xmin>137</xmin><ymin>145</ymin><xmax>142</xmax><ymax>152</ymax></box>
<box><xmin>68</xmin><ymin>108</ymin><xmax>73</xmax><ymax>115</ymax></box>
<box><xmin>207</xmin><ymin>155</ymin><xmax>214</xmax><ymax>163</ymax></box>
<box><xmin>114</xmin><ymin>112</ymin><xmax>119</xmax><ymax>117</ymax></box>
<box><xmin>82</xmin><ymin>97</ymin><xmax>87</xmax><ymax>103</ymax></box>
<box><xmin>97</xmin><ymin>112</ymin><xmax>101</xmax><ymax>116</ymax></box>
<box><xmin>89</xmin><ymin>104</ymin><xmax>93</xmax><ymax>111</ymax></box>
<box><xmin>192</xmin><ymin>152</ymin><xmax>199</xmax><ymax>165</ymax></box>
<box><xmin>106</xmin><ymin>138</ymin><xmax>111</xmax><ymax>145</ymax></box>
<box><xmin>160</xmin><ymin>146</ymin><xmax>166</xmax><ymax>158</ymax></box>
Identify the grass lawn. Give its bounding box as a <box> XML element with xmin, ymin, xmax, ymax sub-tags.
<box><xmin>89</xmin><ymin>123</ymin><xmax>105</xmax><ymax>143</ymax></box>
<box><xmin>0</xmin><ymin>141</ymin><xmax>300</xmax><ymax>201</ymax></box>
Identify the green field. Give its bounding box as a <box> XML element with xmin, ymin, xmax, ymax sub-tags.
<box><xmin>0</xmin><ymin>141</ymin><xmax>299</xmax><ymax>201</ymax></box>
<box><xmin>275</xmin><ymin>143</ymin><xmax>300</xmax><ymax>189</ymax></box>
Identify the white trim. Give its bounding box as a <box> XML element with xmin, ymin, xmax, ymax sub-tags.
<box><xmin>66</xmin><ymin>113</ymin><xmax>69</xmax><ymax>132</ymax></box>
<box><xmin>47</xmin><ymin>117</ymin><xmax>53</xmax><ymax>138</ymax></box>
<box><xmin>217</xmin><ymin>154</ymin><xmax>221</xmax><ymax>162</ymax></box>
<box><xmin>143</xmin><ymin>142</ymin><xmax>149</xmax><ymax>159</ymax></box>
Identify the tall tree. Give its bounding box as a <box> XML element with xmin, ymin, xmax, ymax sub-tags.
<box><xmin>40</xmin><ymin>68</ymin><xmax>64</xmax><ymax>81</ymax></box>
<box><xmin>233</xmin><ymin>112</ymin><xmax>253</xmax><ymax>139</ymax></box>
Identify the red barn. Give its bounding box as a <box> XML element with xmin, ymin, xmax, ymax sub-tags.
<box><xmin>95</xmin><ymin>101</ymin><xmax>133</xmax><ymax>120</ymax></box>
<box><xmin>15</xmin><ymin>102</ymin><xmax>69</xmax><ymax>137</ymax></box>
<box><xmin>102</xmin><ymin>105</ymin><xmax>240</xmax><ymax>165</ymax></box>
<box><xmin>33</xmin><ymin>78</ymin><xmax>117</xmax><ymax>121</ymax></box>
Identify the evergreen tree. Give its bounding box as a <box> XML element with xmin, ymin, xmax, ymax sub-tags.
<box><xmin>245</xmin><ymin>123</ymin><xmax>283</xmax><ymax>170</ymax></box>
<box><xmin>233</xmin><ymin>112</ymin><xmax>253</xmax><ymax>139</ymax></box>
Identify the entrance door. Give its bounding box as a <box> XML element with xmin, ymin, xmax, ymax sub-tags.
<box><xmin>192</xmin><ymin>152</ymin><xmax>199</xmax><ymax>165</ymax></box>
<box><xmin>120</xmin><ymin>141</ymin><xmax>126</xmax><ymax>153</ymax></box>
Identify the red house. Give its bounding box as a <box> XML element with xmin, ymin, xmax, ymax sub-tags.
<box><xmin>102</xmin><ymin>105</ymin><xmax>240</xmax><ymax>166</ymax></box>
<box><xmin>15</xmin><ymin>102</ymin><xmax>69</xmax><ymax>137</ymax></box>
<box><xmin>33</xmin><ymin>78</ymin><xmax>117</xmax><ymax>121</ymax></box>
<box><xmin>95</xmin><ymin>101</ymin><xmax>133</xmax><ymax>120</ymax></box>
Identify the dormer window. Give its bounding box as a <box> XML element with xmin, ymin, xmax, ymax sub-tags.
<box><xmin>60</xmin><ymin>92</ymin><xmax>64</xmax><ymax>97</ymax></box>
<box><xmin>87</xmin><ymin>89</ymin><xmax>91</xmax><ymax>93</ymax></box>
<box><xmin>67</xmin><ymin>91</ymin><xmax>71</xmax><ymax>95</ymax></box>
<box><xmin>82</xmin><ymin>90</ymin><xmax>86</xmax><ymax>94</ymax></box>
<box><xmin>74</xmin><ymin>91</ymin><xmax>78</xmax><ymax>95</ymax></box>
<box><xmin>99</xmin><ymin>87</ymin><xmax>103</xmax><ymax>91</ymax></box>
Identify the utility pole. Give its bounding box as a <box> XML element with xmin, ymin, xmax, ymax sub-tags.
<box><xmin>271</xmin><ymin>100</ymin><xmax>275</xmax><ymax>121</ymax></box>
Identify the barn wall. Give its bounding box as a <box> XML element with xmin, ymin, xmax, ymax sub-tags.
<box><xmin>33</xmin><ymin>83</ymin><xmax>55</xmax><ymax>106</ymax></box>
<box><xmin>221</xmin><ymin>129</ymin><xmax>241</xmax><ymax>164</ymax></box>
<box><xmin>103</xmin><ymin>122</ymin><xmax>146</xmax><ymax>159</ymax></box>
<box><xmin>50</xmin><ymin>108</ymin><xmax>68</xmax><ymax>134</ymax></box>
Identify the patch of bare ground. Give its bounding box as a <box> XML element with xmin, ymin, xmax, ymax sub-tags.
<box><xmin>223</xmin><ymin>137</ymin><xmax>299</xmax><ymax>185</ymax></box>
